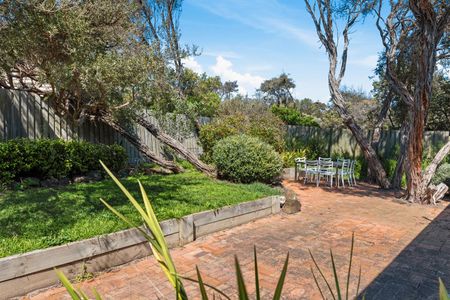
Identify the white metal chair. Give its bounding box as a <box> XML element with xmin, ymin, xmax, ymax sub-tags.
<box><xmin>337</xmin><ymin>159</ymin><xmax>351</xmax><ymax>187</ymax></box>
<box><xmin>294</xmin><ymin>157</ymin><xmax>306</xmax><ymax>181</ymax></box>
<box><xmin>304</xmin><ymin>160</ymin><xmax>319</xmax><ymax>184</ymax></box>
<box><xmin>317</xmin><ymin>160</ymin><xmax>335</xmax><ymax>187</ymax></box>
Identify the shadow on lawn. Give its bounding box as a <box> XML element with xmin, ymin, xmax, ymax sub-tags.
<box><xmin>360</xmin><ymin>203</ymin><xmax>450</xmax><ymax>299</ymax></box>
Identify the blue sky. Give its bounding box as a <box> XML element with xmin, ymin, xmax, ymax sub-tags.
<box><xmin>179</xmin><ymin>0</ymin><xmax>384</xmax><ymax>102</ymax></box>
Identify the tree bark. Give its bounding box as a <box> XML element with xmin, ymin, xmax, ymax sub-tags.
<box><xmin>99</xmin><ymin>113</ymin><xmax>183</xmax><ymax>173</ymax></box>
<box><xmin>391</xmin><ymin>121</ymin><xmax>408</xmax><ymax>189</ymax></box>
<box><xmin>135</xmin><ymin>114</ymin><xmax>216</xmax><ymax>177</ymax></box>
<box><xmin>330</xmin><ymin>84</ymin><xmax>391</xmax><ymax>189</ymax></box>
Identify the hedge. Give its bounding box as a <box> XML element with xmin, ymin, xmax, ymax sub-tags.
<box><xmin>0</xmin><ymin>139</ymin><xmax>127</xmax><ymax>185</ymax></box>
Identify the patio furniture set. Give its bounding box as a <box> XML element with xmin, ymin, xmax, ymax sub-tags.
<box><xmin>294</xmin><ymin>157</ymin><xmax>356</xmax><ymax>188</ymax></box>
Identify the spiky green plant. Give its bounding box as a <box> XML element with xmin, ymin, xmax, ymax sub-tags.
<box><xmin>309</xmin><ymin>233</ymin><xmax>363</xmax><ymax>300</ymax></box>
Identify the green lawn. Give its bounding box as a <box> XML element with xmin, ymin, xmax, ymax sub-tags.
<box><xmin>0</xmin><ymin>170</ymin><xmax>280</xmax><ymax>258</ymax></box>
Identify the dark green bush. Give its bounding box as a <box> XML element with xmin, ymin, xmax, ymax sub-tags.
<box><xmin>271</xmin><ymin>106</ymin><xmax>319</xmax><ymax>126</ymax></box>
<box><xmin>212</xmin><ymin>135</ymin><xmax>283</xmax><ymax>183</ymax></box>
<box><xmin>0</xmin><ymin>139</ymin><xmax>127</xmax><ymax>186</ymax></box>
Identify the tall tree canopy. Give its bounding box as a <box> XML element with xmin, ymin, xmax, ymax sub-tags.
<box><xmin>258</xmin><ymin>73</ymin><xmax>296</xmax><ymax>106</ymax></box>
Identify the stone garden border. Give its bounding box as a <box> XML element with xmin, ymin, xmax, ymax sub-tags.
<box><xmin>0</xmin><ymin>195</ymin><xmax>283</xmax><ymax>299</ymax></box>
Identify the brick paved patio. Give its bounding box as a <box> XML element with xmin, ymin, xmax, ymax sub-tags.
<box><xmin>25</xmin><ymin>181</ymin><xmax>449</xmax><ymax>300</ymax></box>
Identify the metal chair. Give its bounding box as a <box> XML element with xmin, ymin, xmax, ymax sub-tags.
<box><xmin>337</xmin><ymin>159</ymin><xmax>351</xmax><ymax>187</ymax></box>
<box><xmin>294</xmin><ymin>157</ymin><xmax>306</xmax><ymax>181</ymax></box>
<box><xmin>317</xmin><ymin>160</ymin><xmax>335</xmax><ymax>187</ymax></box>
<box><xmin>304</xmin><ymin>160</ymin><xmax>319</xmax><ymax>184</ymax></box>
<box><xmin>318</xmin><ymin>157</ymin><xmax>332</xmax><ymax>163</ymax></box>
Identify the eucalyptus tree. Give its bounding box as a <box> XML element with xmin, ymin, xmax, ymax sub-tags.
<box><xmin>259</xmin><ymin>73</ymin><xmax>296</xmax><ymax>106</ymax></box>
<box><xmin>374</xmin><ymin>0</ymin><xmax>450</xmax><ymax>203</ymax></box>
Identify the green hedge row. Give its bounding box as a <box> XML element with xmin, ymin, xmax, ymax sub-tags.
<box><xmin>0</xmin><ymin>139</ymin><xmax>127</xmax><ymax>185</ymax></box>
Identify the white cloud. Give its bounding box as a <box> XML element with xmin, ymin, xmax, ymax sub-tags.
<box><xmin>182</xmin><ymin>56</ymin><xmax>203</xmax><ymax>73</ymax></box>
<box><xmin>211</xmin><ymin>56</ymin><xmax>264</xmax><ymax>95</ymax></box>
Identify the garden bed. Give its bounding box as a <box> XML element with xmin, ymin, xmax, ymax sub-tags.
<box><xmin>0</xmin><ymin>170</ymin><xmax>280</xmax><ymax>258</ymax></box>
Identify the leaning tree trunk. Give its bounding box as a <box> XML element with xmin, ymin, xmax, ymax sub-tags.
<box><xmin>100</xmin><ymin>113</ymin><xmax>183</xmax><ymax>173</ymax></box>
<box><xmin>135</xmin><ymin>114</ymin><xmax>216</xmax><ymax>177</ymax></box>
<box><xmin>409</xmin><ymin>140</ymin><xmax>450</xmax><ymax>204</ymax></box>
<box><xmin>329</xmin><ymin>83</ymin><xmax>391</xmax><ymax>189</ymax></box>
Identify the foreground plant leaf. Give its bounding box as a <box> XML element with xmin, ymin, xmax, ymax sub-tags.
<box><xmin>440</xmin><ymin>278</ymin><xmax>450</xmax><ymax>300</ymax></box>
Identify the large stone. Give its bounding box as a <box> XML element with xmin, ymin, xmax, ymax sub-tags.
<box><xmin>282</xmin><ymin>188</ymin><xmax>301</xmax><ymax>214</ymax></box>
<box><xmin>40</xmin><ymin>177</ymin><xmax>59</xmax><ymax>188</ymax></box>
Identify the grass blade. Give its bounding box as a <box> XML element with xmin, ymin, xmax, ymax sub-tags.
<box><xmin>272</xmin><ymin>252</ymin><xmax>289</xmax><ymax>300</ymax></box>
<box><xmin>55</xmin><ymin>269</ymin><xmax>82</xmax><ymax>300</ymax></box>
<box><xmin>235</xmin><ymin>256</ymin><xmax>249</xmax><ymax>300</ymax></box>
<box><xmin>330</xmin><ymin>249</ymin><xmax>342</xmax><ymax>300</ymax></box>
<box><xmin>254</xmin><ymin>246</ymin><xmax>261</xmax><ymax>300</ymax></box>
<box><xmin>345</xmin><ymin>233</ymin><xmax>355</xmax><ymax>300</ymax></box>
<box><xmin>440</xmin><ymin>278</ymin><xmax>450</xmax><ymax>300</ymax></box>
<box><xmin>310</xmin><ymin>267</ymin><xmax>325</xmax><ymax>299</ymax></box>
<box><xmin>355</xmin><ymin>265</ymin><xmax>362</xmax><ymax>298</ymax></box>
<box><xmin>196</xmin><ymin>266</ymin><xmax>209</xmax><ymax>300</ymax></box>
<box><xmin>179</xmin><ymin>275</ymin><xmax>231</xmax><ymax>300</ymax></box>
<box><xmin>309</xmin><ymin>249</ymin><xmax>336</xmax><ymax>300</ymax></box>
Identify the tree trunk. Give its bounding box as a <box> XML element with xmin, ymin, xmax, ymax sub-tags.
<box><xmin>329</xmin><ymin>84</ymin><xmax>391</xmax><ymax>189</ymax></box>
<box><xmin>391</xmin><ymin>121</ymin><xmax>408</xmax><ymax>189</ymax></box>
<box><xmin>135</xmin><ymin>114</ymin><xmax>216</xmax><ymax>177</ymax></box>
<box><xmin>100</xmin><ymin>114</ymin><xmax>183</xmax><ymax>173</ymax></box>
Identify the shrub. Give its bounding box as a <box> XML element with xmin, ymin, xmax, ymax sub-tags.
<box><xmin>285</xmin><ymin>137</ymin><xmax>328</xmax><ymax>159</ymax></box>
<box><xmin>0</xmin><ymin>139</ymin><xmax>127</xmax><ymax>186</ymax></box>
<box><xmin>281</xmin><ymin>150</ymin><xmax>307</xmax><ymax>168</ymax></box>
<box><xmin>271</xmin><ymin>106</ymin><xmax>320</xmax><ymax>126</ymax></box>
<box><xmin>199</xmin><ymin>103</ymin><xmax>285</xmax><ymax>162</ymax></box>
<box><xmin>432</xmin><ymin>163</ymin><xmax>450</xmax><ymax>187</ymax></box>
<box><xmin>212</xmin><ymin>135</ymin><xmax>283</xmax><ymax>183</ymax></box>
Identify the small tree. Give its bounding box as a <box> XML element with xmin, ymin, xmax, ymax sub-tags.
<box><xmin>259</xmin><ymin>73</ymin><xmax>296</xmax><ymax>106</ymax></box>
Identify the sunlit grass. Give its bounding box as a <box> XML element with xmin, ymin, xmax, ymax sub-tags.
<box><xmin>0</xmin><ymin>170</ymin><xmax>280</xmax><ymax>258</ymax></box>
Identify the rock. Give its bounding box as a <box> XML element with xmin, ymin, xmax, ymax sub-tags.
<box><xmin>40</xmin><ymin>177</ymin><xmax>59</xmax><ymax>188</ymax></box>
<box><xmin>73</xmin><ymin>176</ymin><xmax>89</xmax><ymax>184</ymax></box>
<box><xmin>282</xmin><ymin>188</ymin><xmax>301</xmax><ymax>214</ymax></box>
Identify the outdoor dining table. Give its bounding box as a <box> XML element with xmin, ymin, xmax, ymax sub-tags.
<box><xmin>295</xmin><ymin>159</ymin><xmax>345</xmax><ymax>187</ymax></box>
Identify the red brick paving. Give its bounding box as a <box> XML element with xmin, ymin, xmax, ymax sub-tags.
<box><xmin>25</xmin><ymin>181</ymin><xmax>449</xmax><ymax>299</ymax></box>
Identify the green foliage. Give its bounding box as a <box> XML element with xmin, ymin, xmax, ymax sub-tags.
<box><xmin>281</xmin><ymin>150</ymin><xmax>308</xmax><ymax>168</ymax></box>
<box><xmin>0</xmin><ymin>169</ymin><xmax>279</xmax><ymax>257</ymax></box>
<box><xmin>182</xmin><ymin>69</ymin><xmax>222</xmax><ymax>117</ymax></box>
<box><xmin>259</xmin><ymin>73</ymin><xmax>296</xmax><ymax>106</ymax></box>
<box><xmin>0</xmin><ymin>139</ymin><xmax>126</xmax><ymax>186</ymax></box>
<box><xmin>212</xmin><ymin>135</ymin><xmax>283</xmax><ymax>183</ymax></box>
<box><xmin>286</xmin><ymin>137</ymin><xmax>328</xmax><ymax>160</ymax></box>
<box><xmin>199</xmin><ymin>100</ymin><xmax>285</xmax><ymax>161</ymax></box>
<box><xmin>432</xmin><ymin>163</ymin><xmax>450</xmax><ymax>187</ymax></box>
<box><xmin>271</xmin><ymin>106</ymin><xmax>319</xmax><ymax>127</ymax></box>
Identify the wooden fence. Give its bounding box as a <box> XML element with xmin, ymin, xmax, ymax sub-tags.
<box><xmin>0</xmin><ymin>88</ymin><xmax>203</xmax><ymax>163</ymax></box>
<box><xmin>286</xmin><ymin>125</ymin><xmax>449</xmax><ymax>159</ymax></box>
<box><xmin>1</xmin><ymin>88</ymin><xmax>448</xmax><ymax>164</ymax></box>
